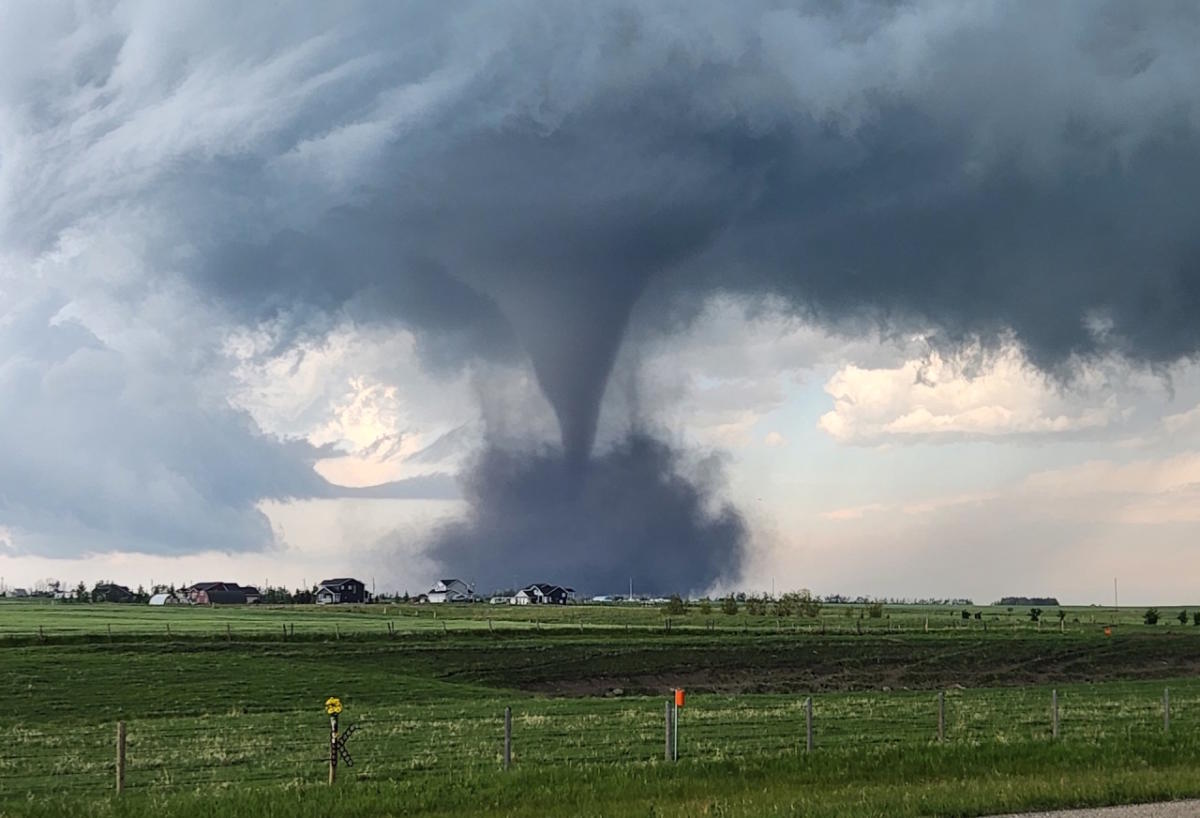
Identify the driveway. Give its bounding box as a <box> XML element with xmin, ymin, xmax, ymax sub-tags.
<box><xmin>986</xmin><ymin>802</ymin><xmax>1200</xmax><ymax>818</ymax></box>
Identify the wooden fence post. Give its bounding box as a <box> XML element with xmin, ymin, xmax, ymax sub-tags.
<box><xmin>504</xmin><ymin>707</ymin><xmax>512</xmax><ymax>769</ymax></box>
<box><xmin>165</xmin><ymin>623</ymin><xmax>170</xmax><ymax>638</ymax></box>
<box><xmin>1051</xmin><ymin>689</ymin><xmax>1059</xmax><ymax>739</ymax></box>
<box><xmin>115</xmin><ymin>721</ymin><xmax>126</xmax><ymax>795</ymax></box>
<box><xmin>226</xmin><ymin>623</ymin><xmax>232</xmax><ymax>642</ymax></box>
<box><xmin>937</xmin><ymin>691</ymin><xmax>945</xmax><ymax>742</ymax></box>
<box><xmin>1164</xmin><ymin>688</ymin><xmax>1171</xmax><ymax>734</ymax></box>
<box><xmin>665</xmin><ymin>700</ymin><xmax>673</xmax><ymax>762</ymax></box>
<box><xmin>805</xmin><ymin>696</ymin><xmax>814</xmax><ymax>753</ymax></box>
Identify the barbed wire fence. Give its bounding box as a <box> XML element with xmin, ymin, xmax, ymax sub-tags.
<box><xmin>1</xmin><ymin>682</ymin><xmax>1194</xmax><ymax>799</ymax></box>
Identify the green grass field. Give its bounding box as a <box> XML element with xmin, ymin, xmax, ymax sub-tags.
<box><xmin>3</xmin><ymin>601</ymin><xmax>1200</xmax><ymax>817</ymax></box>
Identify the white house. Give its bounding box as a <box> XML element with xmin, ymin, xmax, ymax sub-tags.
<box><xmin>426</xmin><ymin>579</ymin><xmax>474</xmax><ymax>603</ymax></box>
<box><xmin>148</xmin><ymin>593</ymin><xmax>181</xmax><ymax>606</ymax></box>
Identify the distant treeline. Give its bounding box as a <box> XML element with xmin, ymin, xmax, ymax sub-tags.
<box><xmin>996</xmin><ymin>596</ymin><xmax>1060</xmax><ymax>607</ymax></box>
<box><xmin>821</xmin><ymin>595</ymin><xmax>974</xmax><ymax>606</ymax></box>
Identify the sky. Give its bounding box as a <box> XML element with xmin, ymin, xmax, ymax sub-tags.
<box><xmin>3</xmin><ymin>1</ymin><xmax>1200</xmax><ymax>604</ymax></box>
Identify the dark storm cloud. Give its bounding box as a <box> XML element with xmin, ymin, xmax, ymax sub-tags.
<box><xmin>5</xmin><ymin>1</ymin><xmax>1200</xmax><ymax>582</ymax></box>
<box><xmin>0</xmin><ymin>296</ymin><xmax>457</xmax><ymax>557</ymax></box>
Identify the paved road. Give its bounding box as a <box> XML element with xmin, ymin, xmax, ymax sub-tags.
<box><xmin>987</xmin><ymin>801</ymin><xmax>1200</xmax><ymax>818</ymax></box>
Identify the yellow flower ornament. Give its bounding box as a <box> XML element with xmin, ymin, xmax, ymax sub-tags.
<box><xmin>325</xmin><ymin>697</ymin><xmax>343</xmax><ymax>716</ymax></box>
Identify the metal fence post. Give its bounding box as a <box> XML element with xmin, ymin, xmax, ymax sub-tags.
<box><xmin>665</xmin><ymin>700</ymin><xmax>673</xmax><ymax>762</ymax></box>
<box><xmin>115</xmin><ymin>721</ymin><xmax>126</xmax><ymax>795</ymax></box>
<box><xmin>805</xmin><ymin>696</ymin><xmax>814</xmax><ymax>753</ymax></box>
<box><xmin>1164</xmin><ymin>688</ymin><xmax>1171</xmax><ymax>734</ymax></box>
<box><xmin>937</xmin><ymin>691</ymin><xmax>945</xmax><ymax>742</ymax></box>
<box><xmin>504</xmin><ymin>707</ymin><xmax>512</xmax><ymax>769</ymax></box>
<box><xmin>1051</xmin><ymin>689</ymin><xmax>1059</xmax><ymax>739</ymax></box>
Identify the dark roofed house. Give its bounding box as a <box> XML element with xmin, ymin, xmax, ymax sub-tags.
<box><xmin>316</xmin><ymin>578</ymin><xmax>367</xmax><ymax>605</ymax></box>
<box><xmin>93</xmin><ymin>583</ymin><xmax>135</xmax><ymax>603</ymax></box>
<box><xmin>512</xmin><ymin>583</ymin><xmax>575</xmax><ymax>605</ymax></box>
<box><xmin>184</xmin><ymin>582</ymin><xmax>258</xmax><ymax>605</ymax></box>
<box><xmin>204</xmin><ymin>589</ymin><xmax>249</xmax><ymax>605</ymax></box>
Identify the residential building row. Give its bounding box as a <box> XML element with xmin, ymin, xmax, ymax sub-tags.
<box><xmin>414</xmin><ymin>579</ymin><xmax>576</xmax><ymax>606</ymax></box>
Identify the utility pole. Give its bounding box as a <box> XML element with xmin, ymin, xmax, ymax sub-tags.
<box><xmin>1114</xmin><ymin>577</ymin><xmax>1119</xmax><ymax>625</ymax></box>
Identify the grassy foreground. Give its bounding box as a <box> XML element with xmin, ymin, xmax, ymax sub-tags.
<box><xmin>3</xmin><ymin>604</ymin><xmax>1200</xmax><ymax>816</ymax></box>
<box><xmin>4</xmin><ymin>740</ymin><xmax>1200</xmax><ymax>818</ymax></box>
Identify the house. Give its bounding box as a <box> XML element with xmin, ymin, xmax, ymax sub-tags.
<box><xmin>426</xmin><ymin>579</ymin><xmax>474</xmax><ymax>604</ymax></box>
<box><xmin>512</xmin><ymin>583</ymin><xmax>575</xmax><ymax>605</ymax></box>
<box><xmin>148</xmin><ymin>593</ymin><xmax>182</xmax><ymax>606</ymax></box>
<box><xmin>182</xmin><ymin>582</ymin><xmax>259</xmax><ymax>605</ymax></box>
<box><xmin>5</xmin><ymin>588</ymin><xmax>29</xmax><ymax>599</ymax></box>
<box><xmin>316</xmin><ymin>578</ymin><xmax>368</xmax><ymax>605</ymax></box>
<box><xmin>205</xmin><ymin>590</ymin><xmax>249</xmax><ymax>605</ymax></box>
<box><xmin>93</xmin><ymin>584</ymin><xmax>134</xmax><ymax>603</ymax></box>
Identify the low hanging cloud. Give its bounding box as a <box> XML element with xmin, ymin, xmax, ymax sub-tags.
<box><xmin>4</xmin><ymin>2</ymin><xmax>1200</xmax><ymax>590</ymax></box>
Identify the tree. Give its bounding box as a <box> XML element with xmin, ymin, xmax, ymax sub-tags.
<box><xmin>1057</xmin><ymin>609</ymin><xmax>1067</xmax><ymax>622</ymax></box>
<box><xmin>1029</xmin><ymin>608</ymin><xmax>1042</xmax><ymax>622</ymax></box>
<box><xmin>1179</xmin><ymin>609</ymin><xmax>1190</xmax><ymax>626</ymax></box>
<box><xmin>1193</xmin><ymin>611</ymin><xmax>1200</xmax><ymax>626</ymax></box>
<box><xmin>73</xmin><ymin>582</ymin><xmax>88</xmax><ymax>603</ymax></box>
<box><xmin>746</xmin><ymin>595</ymin><xmax>767</xmax><ymax>616</ymax></box>
<box><xmin>698</xmin><ymin>598</ymin><xmax>712</xmax><ymax>615</ymax></box>
<box><xmin>867</xmin><ymin>602</ymin><xmax>884</xmax><ymax>619</ymax></box>
<box><xmin>1144</xmin><ymin>607</ymin><xmax>1160</xmax><ymax>626</ymax></box>
<box><xmin>662</xmin><ymin>594</ymin><xmax>686</xmax><ymax>616</ymax></box>
<box><xmin>961</xmin><ymin>610</ymin><xmax>971</xmax><ymax>621</ymax></box>
<box><xmin>798</xmin><ymin>590</ymin><xmax>822</xmax><ymax>618</ymax></box>
<box><xmin>774</xmin><ymin>594</ymin><xmax>796</xmax><ymax>617</ymax></box>
<box><xmin>721</xmin><ymin>595</ymin><xmax>739</xmax><ymax>615</ymax></box>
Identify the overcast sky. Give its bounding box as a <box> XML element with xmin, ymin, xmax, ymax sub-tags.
<box><xmin>3</xmin><ymin>1</ymin><xmax>1200</xmax><ymax>604</ymax></box>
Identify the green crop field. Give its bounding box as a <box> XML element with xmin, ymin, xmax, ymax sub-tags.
<box><xmin>3</xmin><ymin>600</ymin><xmax>1200</xmax><ymax>817</ymax></box>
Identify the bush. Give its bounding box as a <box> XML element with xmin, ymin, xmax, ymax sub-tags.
<box><xmin>867</xmin><ymin>602</ymin><xmax>884</xmax><ymax>619</ymax></box>
<box><xmin>1029</xmin><ymin>608</ymin><xmax>1042</xmax><ymax>622</ymax></box>
<box><xmin>721</xmin><ymin>595</ymin><xmax>739</xmax><ymax>615</ymax></box>
<box><xmin>746</xmin><ymin>595</ymin><xmax>768</xmax><ymax>616</ymax></box>
<box><xmin>774</xmin><ymin>594</ymin><xmax>796</xmax><ymax>617</ymax></box>
<box><xmin>1193</xmin><ymin>611</ymin><xmax>1200</xmax><ymax>626</ymax></box>
<box><xmin>698</xmin><ymin>598</ymin><xmax>712</xmax><ymax>616</ymax></box>
<box><xmin>662</xmin><ymin>595</ymin><xmax>685</xmax><ymax>616</ymax></box>
<box><xmin>961</xmin><ymin>610</ymin><xmax>971</xmax><ymax>621</ymax></box>
<box><xmin>1179</xmin><ymin>609</ymin><xmax>1189</xmax><ymax>626</ymax></box>
<box><xmin>1144</xmin><ymin>607</ymin><xmax>1160</xmax><ymax>626</ymax></box>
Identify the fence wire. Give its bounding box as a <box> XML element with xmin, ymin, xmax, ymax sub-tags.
<box><xmin>1</xmin><ymin>682</ymin><xmax>1196</xmax><ymax>797</ymax></box>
